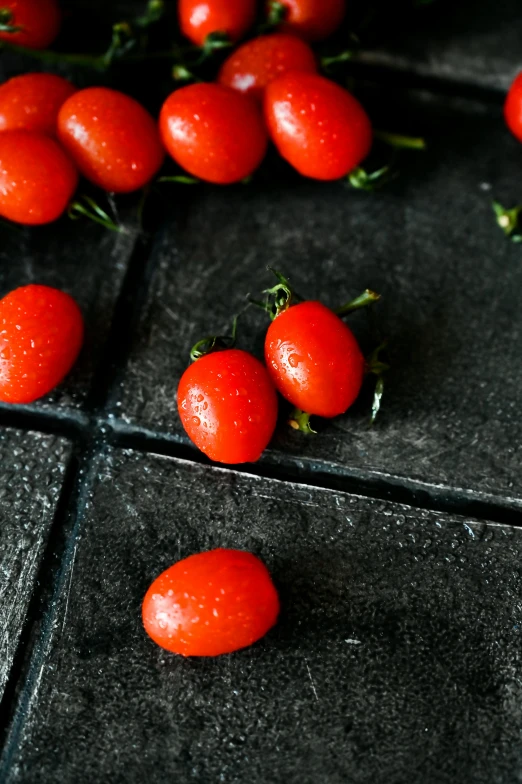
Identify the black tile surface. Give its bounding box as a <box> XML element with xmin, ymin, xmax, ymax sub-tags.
<box><xmin>111</xmin><ymin>92</ymin><xmax>522</xmax><ymax>508</ymax></box>
<box><xmin>0</xmin><ymin>428</ymin><xmax>71</xmax><ymax>699</ymax></box>
<box><xmin>3</xmin><ymin>448</ymin><xmax>522</xmax><ymax>784</ymax></box>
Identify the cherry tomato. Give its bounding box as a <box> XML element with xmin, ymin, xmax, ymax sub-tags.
<box><xmin>178</xmin><ymin>348</ymin><xmax>278</xmax><ymax>463</ymax></box>
<box><xmin>265</xmin><ymin>300</ymin><xmax>365</xmax><ymax>417</ymax></box>
<box><xmin>504</xmin><ymin>72</ymin><xmax>522</xmax><ymax>143</ymax></box>
<box><xmin>271</xmin><ymin>0</ymin><xmax>345</xmax><ymax>41</ymax></box>
<box><xmin>0</xmin><ymin>0</ymin><xmax>61</xmax><ymax>49</ymax></box>
<box><xmin>0</xmin><ymin>284</ymin><xmax>84</xmax><ymax>404</ymax></box>
<box><xmin>0</xmin><ymin>73</ymin><xmax>75</xmax><ymax>136</ymax></box>
<box><xmin>264</xmin><ymin>71</ymin><xmax>372</xmax><ymax>180</ymax></box>
<box><xmin>160</xmin><ymin>83</ymin><xmax>268</xmax><ymax>184</ymax></box>
<box><xmin>218</xmin><ymin>33</ymin><xmax>317</xmax><ymax>102</ymax></box>
<box><xmin>178</xmin><ymin>0</ymin><xmax>256</xmax><ymax>47</ymax></box>
<box><xmin>142</xmin><ymin>548</ymin><xmax>280</xmax><ymax>657</ymax></box>
<box><xmin>57</xmin><ymin>87</ymin><xmax>164</xmax><ymax>193</ymax></box>
<box><xmin>0</xmin><ymin>130</ymin><xmax>78</xmax><ymax>225</ymax></box>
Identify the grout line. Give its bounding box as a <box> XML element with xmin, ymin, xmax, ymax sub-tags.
<box><xmin>0</xmin><ymin>405</ymin><xmax>89</xmax><ymax>440</ymax></box>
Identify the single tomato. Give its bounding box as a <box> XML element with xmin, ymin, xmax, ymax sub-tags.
<box><xmin>0</xmin><ymin>0</ymin><xmax>61</xmax><ymax>49</ymax></box>
<box><xmin>178</xmin><ymin>348</ymin><xmax>278</xmax><ymax>463</ymax></box>
<box><xmin>0</xmin><ymin>284</ymin><xmax>84</xmax><ymax>404</ymax></box>
<box><xmin>160</xmin><ymin>83</ymin><xmax>268</xmax><ymax>184</ymax></box>
<box><xmin>57</xmin><ymin>87</ymin><xmax>164</xmax><ymax>193</ymax></box>
<box><xmin>143</xmin><ymin>549</ymin><xmax>280</xmax><ymax>657</ymax></box>
<box><xmin>270</xmin><ymin>0</ymin><xmax>345</xmax><ymax>41</ymax></box>
<box><xmin>0</xmin><ymin>73</ymin><xmax>75</xmax><ymax>135</ymax></box>
<box><xmin>265</xmin><ymin>300</ymin><xmax>365</xmax><ymax>417</ymax></box>
<box><xmin>218</xmin><ymin>33</ymin><xmax>317</xmax><ymax>102</ymax></box>
<box><xmin>178</xmin><ymin>0</ymin><xmax>256</xmax><ymax>47</ymax></box>
<box><xmin>0</xmin><ymin>130</ymin><xmax>78</xmax><ymax>225</ymax></box>
<box><xmin>264</xmin><ymin>71</ymin><xmax>372</xmax><ymax>180</ymax></box>
<box><xmin>505</xmin><ymin>72</ymin><xmax>522</xmax><ymax>143</ymax></box>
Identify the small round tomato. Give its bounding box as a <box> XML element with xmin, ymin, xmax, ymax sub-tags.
<box><xmin>505</xmin><ymin>72</ymin><xmax>522</xmax><ymax>143</ymax></box>
<box><xmin>0</xmin><ymin>73</ymin><xmax>75</xmax><ymax>136</ymax></box>
<box><xmin>160</xmin><ymin>83</ymin><xmax>268</xmax><ymax>184</ymax></box>
<box><xmin>57</xmin><ymin>87</ymin><xmax>164</xmax><ymax>193</ymax></box>
<box><xmin>178</xmin><ymin>0</ymin><xmax>256</xmax><ymax>47</ymax></box>
<box><xmin>0</xmin><ymin>130</ymin><xmax>78</xmax><ymax>225</ymax></box>
<box><xmin>265</xmin><ymin>301</ymin><xmax>365</xmax><ymax>417</ymax></box>
<box><xmin>0</xmin><ymin>284</ymin><xmax>84</xmax><ymax>404</ymax></box>
<box><xmin>178</xmin><ymin>348</ymin><xmax>278</xmax><ymax>463</ymax></box>
<box><xmin>271</xmin><ymin>0</ymin><xmax>345</xmax><ymax>41</ymax></box>
<box><xmin>0</xmin><ymin>0</ymin><xmax>61</xmax><ymax>49</ymax></box>
<box><xmin>143</xmin><ymin>549</ymin><xmax>280</xmax><ymax>657</ymax></box>
<box><xmin>264</xmin><ymin>71</ymin><xmax>372</xmax><ymax>180</ymax></box>
<box><xmin>218</xmin><ymin>33</ymin><xmax>317</xmax><ymax>102</ymax></box>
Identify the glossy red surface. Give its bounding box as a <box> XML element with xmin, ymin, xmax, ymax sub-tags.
<box><xmin>0</xmin><ymin>73</ymin><xmax>76</xmax><ymax>135</ymax></box>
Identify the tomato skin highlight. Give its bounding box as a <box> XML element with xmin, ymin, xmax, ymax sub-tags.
<box><xmin>142</xmin><ymin>549</ymin><xmax>280</xmax><ymax>657</ymax></box>
<box><xmin>265</xmin><ymin>301</ymin><xmax>365</xmax><ymax>417</ymax></box>
<box><xmin>218</xmin><ymin>33</ymin><xmax>317</xmax><ymax>103</ymax></box>
<box><xmin>505</xmin><ymin>72</ymin><xmax>522</xmax><ymax>143</ymax></box>
<box><xmin>178</xmin><ymin>0</ymin><xmax>256</xmax><ymax>46</ymax></box>
<box><xmin>264</xmin><ymin>72</ymin><xmax>373</xmax><ymax>180</ymax></box>
<box><xmin>57</xmin><ymin>87</ymin><xmax>164</xmax><ymax>193</ymax></box>
<box><xmin>0</xmin><ymin>285</ymin><xmax>84</xmax><ymax>404</ymax></box>
<box><xmin>0</xmin><ymin>0</ymin><xmax>61</xmax><ymax>49</ymax></box>
<box><xmin>0</xmin><ymin>73</ymin><xmax>76</xmax><ymax>136</ymax></box>
<box><xmin>272</xmin><ymin>0</ymin><xmax>346</xmax><ymax>41</ymax></box>
<box><xmin>0</xmin><ymin>130</ymin><xmax>78</xmax><ymax>225</ymax></box>
<box><xmin>178</xmin><ymin>348</ymin><xmax>278</xmax><ymax>463</ymax></box>
<box><xmin>160</xmin><ymin>83</ymin><xmax>268</xmax><ymax>184</ymax></box>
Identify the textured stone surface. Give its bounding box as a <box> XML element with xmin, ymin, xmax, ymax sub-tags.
<box><xmin>4</xmin><ymin>448</ymin><xmax>522</xmax><ymax>783</ymax></box>
<box><xmin>0</xmin><ymin>429</ymin><xmax>71</xmax><ymax>700</ymax></box>
<box><xmin>112</xmin><ymin>93</ymin><xmax>522</xmax><ymax>507</ymax></box>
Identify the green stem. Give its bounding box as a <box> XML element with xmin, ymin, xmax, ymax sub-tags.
<box><xmin>288</xmin><ymin>408</ymin><xmax>316</xmax><ymax>434</ymax></box>
<box><xmin>68</xmin><ymin>195</ymin><xmax>123</xmax><ymax>233</ymax></box>
<box><xmin>492</xmin><ymin>199</ymin><xmax>522</xmax><ymax>240</ymax></box>
<box><xmin>0</xmin><ymin>40</ymin><xmax>108</xmax><ymax>69</ymax></box>
<box><xmin>365</xmin><ymin>341</ymin><xmax>390</xmax><ymax>425</ymax></box>
<box><xmin>158</xmin><ymin>175</ymin><xmax>200</xmax><ymax>185</ymax></box>
<box><xmin>321</xmin><ymin>50</ymin><xmax>355</xmax><ymax>71</ymax></box>
<box><xmin>374</xmin><ymin>130</ymin><xmax>426</xmax><ymax>150</ymax></box>
<box><xmin>335</xmin><ymin>289</ymin><xmax>381</xmax><ymax>316</ymax></box>
<box><xmin>347</xmin><ymin>163</ymin><xmax>397</xmax><ymax>191</ymax></box>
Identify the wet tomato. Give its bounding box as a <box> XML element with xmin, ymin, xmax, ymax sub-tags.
<box><xmin>0</xmin><ymin>130</ymin><xmax>78</xmax><ymax>225</ymax></box>
<box><xmin>0</xmin><ymin>284</ymin><xmax>84</xmax><ymax>404</ymax></box>
<box><xmin>265</xmin><ymin>300</ymin><xmax>365</xmax><ymax>417</ymax></box>
<box><xmin>57</xmin><ymin>87</ymin><xmax>164</xmax><ymax>193</ymax></box>
<box><xmin>178</xmin><ymin>0</ymin><xmax>256</xmax><ymax>46</ymax></box>
<box><xmin>0</xmin><ymin>73</ymin><xmax>75</xmax><ymax>135</ymax></box>
<box><xmin>160</xmin><ymin>83</ymin><xmax>268</xmax><ymax>184</ymax></box>
<box><xmin>0</xmin><ymin>0</ymin><xmax>61</xmax><ymax>49</ymax></box>
<box><xmin>264</xmin><ymin>71</ymin><xmax>372</xmax><ymax>180</ymax></box>
<box><xmin>143</xmin><ymin>548</ymin><xmax>280</xmax><ymax>657</ymax></box>
<box><xmin>271</xmin><ymin>0</ymin><xmax>345</xmax><ymax>42</ymax></box>
<box><xmin>178</xmin><ymin>348</ymin><xmax>278</xmax><ymax>463</ymax></box>
<box><xmin>218</xmin><ymin>33</ymin><xmax>317</xmax><ymax>102</ymax></box>
<box><xmin>504</xmin><ymin>72</ymin><xmax>522</xmax><ymax>143</ymax></box>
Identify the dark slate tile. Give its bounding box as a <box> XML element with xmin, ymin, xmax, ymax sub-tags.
<box><xmin>4</xmin><ymin>448</ymin><xmax>522</xmax><ymax>783</ymax></box>
<box><xmin>0</xmin><ymin>428</ymin><xmax>71</xmax><ymax>699</ymax></box>
<box><xmin>111</xmin><ymin>92</ymin><xmax>522</xmax><ymax>508</ymax></box>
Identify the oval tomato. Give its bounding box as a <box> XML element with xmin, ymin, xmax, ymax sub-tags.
<box><xmin>271</xmin><ymin>0</ymin><xmax>345</xmax><ymax>41</ymax></box>
<box><xmin>160</xmin><ymin>83</ymin><xmax>268</xmax><ymax>184</ymax></box>
<box><xmin>0</xmin><ymin>284</ymin><xmax>84</xmax><ymax>404</ymax></box>
<box><xmin>265</xmin><ymin>300</ymin><xmax>365</xmax><ymax>417</ymax></box>
<box><xmin>505</xmin><ymin>72</ymin><xmax>522</xmax><ymax>143</ymax></box>
<box><xmin>57</xmin><ymin>87</ymin><xmax>164</xmax><ymax>193</ymax></box>
<box><xmin>143</xmin><ymin>549</ymin><xmax>280</xmax><ymax>657</ymax></box>
<box><xmin>178</xmin><ymin>348</ymin><xmax>278</xmax><ymax>463</ymax></box>
<box><xmin>178</xmin><ymin>0</ymin><xmax>256</xmax><ymax>46</ymax></box>
<box><xmin>218</xmin><ymin>33</ymin><xmax>317</xmax><ymax>102</ymax></box>
<box><xmin>0</xmin><ymin>0</ymin><xmax>61</xmax><ymax>49</ymax></box>
<box><xmin>0</xmin><ymin>130</ymin><xmax>78</xmax><ymax>225</ymax></box>
<box><xmin>0</xmin><ymin>73</ymin><xmax>75</xmax><ymax>135</ymax></box>
<box><xmin>264</xmin><ymin>71</ymin><xmax>372</xmax><ymax>180</ymax></box>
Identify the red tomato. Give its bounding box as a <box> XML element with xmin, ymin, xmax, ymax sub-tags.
<box><xmin>271</xmin><ymin>0</ymin><xmax>345</xmax><ymax>41</ymax></box>
<box><xmin>178</xmin><ymin>0</ymin><xmax>256</xmax><ymax>47</ymax></box>
<box><xmin>504</xmin><ymin>72</ymin><xmax>522</xmax><ymax>143</ymax></box>
<box><xmin>218</xmin><ymin>33</ymin><xmax>317</xmax><ymax>102</ymax></box>
<box><xmin>264</xmin><ymin>71</ymin><xmax>372</xmax><ymax>180</ymax></box>
<box><xmin>160</xmin><ymin>83</ymin><xmax>268</xmax><ymax>184</ymax></box>
<box><xmin>0</xmin><ymin>130</ymin><xmax>78</xmax><ymax>225</ymax></box>
<box><xmin>0</xmin><ymin>0</ymin><xmax>61</xmax><ymax>49</ymax></box>
<box><xmin>0</xmin><ymin>73</ymin><xmax>75</xmax><ymax>136</ymax></box>
<box><xmin>57</xmin><ymin>87</ymin><xmax>164</xmax><ymax>193</ymax></box>
<box><xmin>265</xmin><ymin>301</ymin><xmax>364</xmax><ymax>417</ymax></box>
<box><xmin>0</xmin><ymin>284</ymin><xmax>84</xmax><ymax>404</ymax></box>
<box><xmin>178</xmin><ymin>348</ymin><xmax>278</xmax><ymax>463</ymax></box>
<box><xmin>142</xmin><ymin>549</ymin><xmax>280</xmax><ymax>657</ymax></box>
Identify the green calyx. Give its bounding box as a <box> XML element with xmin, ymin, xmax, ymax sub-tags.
<box><xmin>365</xmin><ymin>341</ymin><xmax>390</xmax><ymax>424</ymax></box>
<box><xmin>347</xmin><ymin>163</ymin><xmax>397</xmax><ymax>192</ymax></box>
<box><xmin>190</xmin><ymin>314</ymin><xmax>240</xmax><ymax>362</ymax></box>
<box><xmin>250</xmin><ymin>268</ymin><xmax>294</xmax><ymax>320</ymax></box>
<box><xmin>0</xmin><ymin>7</ymin><xmax>22</xmax><ymax>32</ymax></box>
<box><xmin>288</xmin><ymin>408</ymin><xmax>316</xmax><ymax>434</ymax></box>
<box><xmin>266</xmin><ymin>0</ymin><xmax>287</xmax><ymax>27</ymax></box>
<box><xmin>492</xmin><ymin>200</ymin><xmax>522</xmax><ymax>242</ymax></box>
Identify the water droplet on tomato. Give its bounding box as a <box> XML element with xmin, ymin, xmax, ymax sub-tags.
<box><xmin>192</xmin><ymin>416</ymin><xmax>201</xmax><ymax>426</ymax></box>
